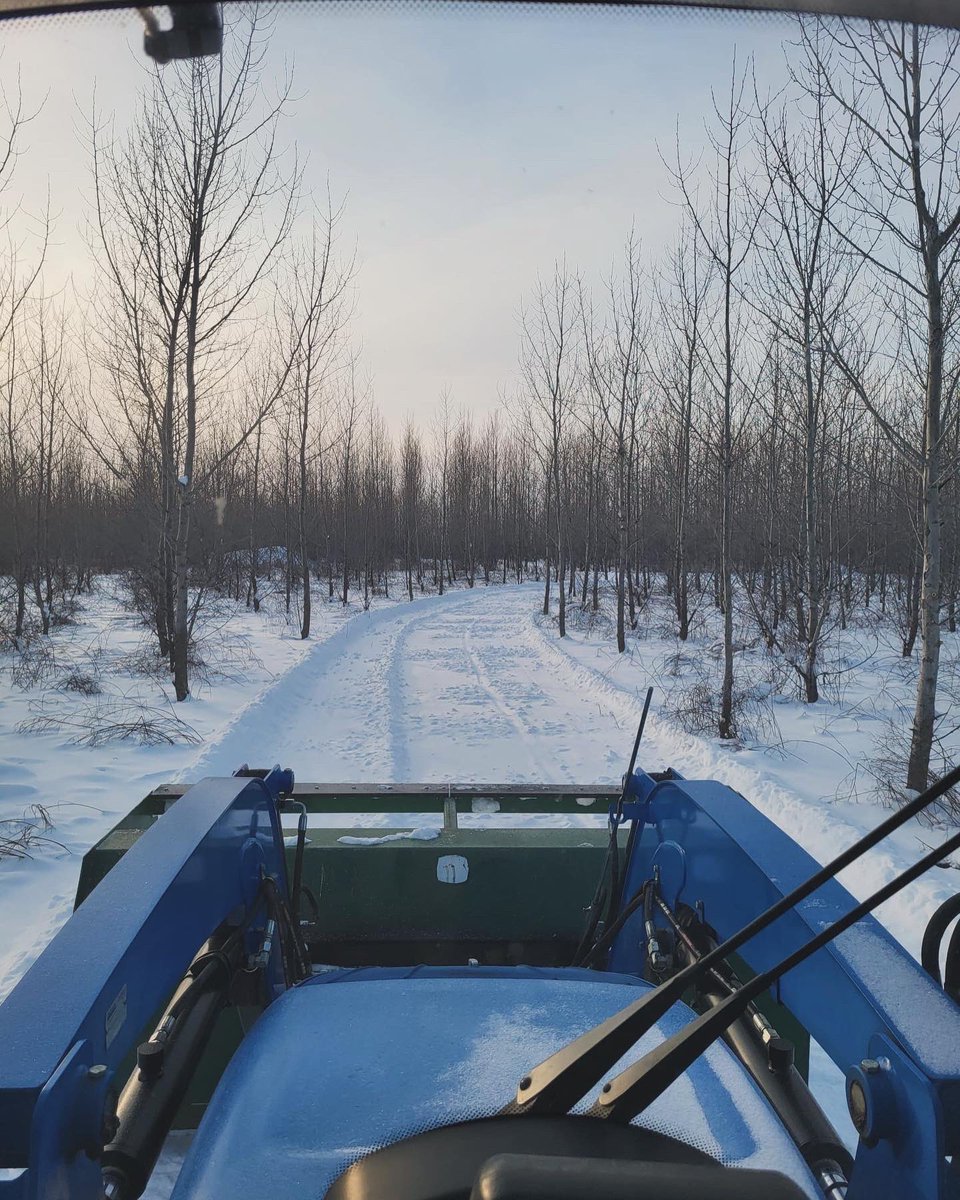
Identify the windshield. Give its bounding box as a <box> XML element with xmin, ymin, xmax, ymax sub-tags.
<box><xmin>1</xmin><ymin>2</ymin><xmax>959</xmax><ymax>1192</ymax></box>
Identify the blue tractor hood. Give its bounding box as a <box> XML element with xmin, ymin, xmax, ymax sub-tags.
<box><xmin>170</xmin><ymin>966</ymin><xmax>820</xmax><ymax>1200</ymax></box>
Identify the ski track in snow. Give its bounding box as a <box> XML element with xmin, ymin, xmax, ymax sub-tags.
<box><xmin>5</xmin><ymin>581</ymin><xmax>958</xmax><ymax>1191</ymax></box>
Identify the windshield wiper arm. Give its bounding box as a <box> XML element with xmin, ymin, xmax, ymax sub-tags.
<box><xmin>593</xmin><ymin>822</ymin><xmax>960</xmax><ymax>1121</ymax></box>
<box><xmin>505</xmin><ymin>762</ymin><xmax>960</xmax><ymax>1117</ymax></box>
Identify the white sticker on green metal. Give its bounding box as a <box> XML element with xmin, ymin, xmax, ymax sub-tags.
<box><xmin>437</xmin><ymin>855</ymin><xmax>469</xmax><ymax>884</ymax></box>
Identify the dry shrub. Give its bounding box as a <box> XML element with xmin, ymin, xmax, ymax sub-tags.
<box><xmin>661</xmin><ymin>669</ymin><xmax>781</xmax><ymax>748</ymax></box>
<box><xmin>0</xmin><ymin>804</ymin><xmax>65</xmax><ymax>860</ymax></box>
<box><xmin>9</xmin><ymin>635</ymin><xmax>59</xmax><ymax>690</ymax></box>
<box><xmin>19</xmin><ymin>696</ymin><xmax>201</xmax><ymax>747</ymax></box>
<box><xmin>864</xmin><ymin>718</ymin><xmax>960</xmax><ymax>826</ymax></box>
<box><xmin>50</xmin><ymin>597</ymin><xmax>82</xmax><ymax>627</ymax></box>
<box><xmin>58</xmin><ymin>669</ymin><xmax>102</xmax><ymax>696</ymax></box>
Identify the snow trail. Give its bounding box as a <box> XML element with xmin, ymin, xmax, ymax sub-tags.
<box><xmin>182</xmin><ymin>585</ymin><xmax>623</xmax><ymax>788</ymax></box>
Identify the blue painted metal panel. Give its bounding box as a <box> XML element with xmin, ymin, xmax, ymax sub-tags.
<box><xmin>610</xmin><ymin>776</ymin><xmax>960</xmax><ymax>1200</ymax></box>
<box><xmin>0</xmin><ymin>772</ymin><xmax>290</xmax><ymax>1197</ymax></box>
<box><xmin>171</xmin><ymin>969</ymin><xmax>819</xmax><ymax>1200</ymax></box>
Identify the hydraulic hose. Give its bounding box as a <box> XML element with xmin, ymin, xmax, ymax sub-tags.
<box><xmin>101</xmin><ymin>930</ymin><xmax>243</xmax><ymax>1200</ymax></box>
<box><xmin>687</xmin><ymin>943</ymin><xmax>853</xmax><ymax>1191</ymax></box>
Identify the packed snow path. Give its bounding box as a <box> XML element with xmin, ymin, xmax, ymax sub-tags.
<box><xmin>183</xmin><ymin>586</ymin><xmax>630</xmax><ymax>785</ymax></box>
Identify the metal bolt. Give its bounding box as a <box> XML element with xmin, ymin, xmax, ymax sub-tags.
<box><xmin>518</xmin><ymin>1075</ymin><xmax>532</xmax><ymax>1090</ymax></box>
<box><xmin>861</xmin><ymin>1058</ymin><xmax>880</xmax><ymax>1075</ymax></box>
<box><xmin>87</xmin><ymin>1064</ymin><xmax>107</xmax><ymax>1080</ymax></box>
<box><xmin>602</xmin><ymin>1082</ymin><xmax>612</xmax><ymax>1093</ymax></box>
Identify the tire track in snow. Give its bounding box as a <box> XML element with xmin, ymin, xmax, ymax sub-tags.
<box><xmin>459</xmin><ymin>617</ymin><xmax>553</xmax><ymax>780</ymax></box>
<box><xmin>384</xmin><ymin>593</ymin><xmax>478</xmax><ymax>780</ymax></box>
<box><xmin>181</xmin><ymin>597</ymin><xmax>443</xmax><ymax>780</ymax></box>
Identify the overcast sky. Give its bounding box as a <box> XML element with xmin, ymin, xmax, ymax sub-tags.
<box><xmin>2</xmin><ymin>2</ymin><xmax>794</xmax><ymax>429</ymax></box>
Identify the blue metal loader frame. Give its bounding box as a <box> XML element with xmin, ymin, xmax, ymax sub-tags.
<box><xmin>0</xmin><ymin>769</ymin><xmax>291</xmax><ymax>1200</ymax></box>
<box><xmin>609</xmin><ymin>770</ymin><xmax>960</xmax><ymax>1200</ymax></box>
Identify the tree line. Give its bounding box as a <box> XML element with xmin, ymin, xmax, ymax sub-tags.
<box><xmin>2</xmin><ymin>12</ymin><xmax>960</xmax><ymax>797</ymax></box>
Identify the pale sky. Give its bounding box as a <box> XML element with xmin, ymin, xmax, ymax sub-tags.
<box><xmin>1</xmin><ymin>2</ymin><xmax>794</xmax><ymax>428</ymax></box>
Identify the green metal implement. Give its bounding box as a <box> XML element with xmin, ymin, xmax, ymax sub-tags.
<box><xmin>73</xmin><ymin>780</ymin><xmax>625</xmax><ymax>1126</ymax></box>
<box><xmin>73</xmin><ymin>778</ymin><xmax>810</xmax><ymax>1129</ymax></box>
<box><xmin>77</xmin><ymin>782</ymin><xmax>625</xmax><ymax>967</ymax></box>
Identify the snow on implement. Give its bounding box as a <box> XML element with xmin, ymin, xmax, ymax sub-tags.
<box><xmin>1</xmin><ymin>760</ymin><xmax>960</xmax><ymax>1200</ymax></box>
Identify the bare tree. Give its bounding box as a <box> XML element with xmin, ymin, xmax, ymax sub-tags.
<box><xmin>433</xmin><ymin>391</ymin><xmax>453</xmax><ymax>596</ymax></box>
<box><xmin>521</xmin><ymin>261</ymin><xmax>579</xmax><ymax>638</ymax></box>
<box><xmin>282</xmin><ymin>198</ymin><xmax>355</xmax><ymax>637</ymax></box>
<box><xmin>751</xmin><ymin>49</ymin><xmax>858</xmax><ymax>700</ymax></box>
<box><xmin>338</xmin><ymin>367</ymin><xmax>364</xmax><ymax>606</ymax></box>
<box><xmin>652</xmin><ymin>224</ymin><xmax>710</xmax><ymax>642</ymax></box>
<box><xmin>583</xmin><ymin>233</ymin><xmax>645</xmax><ymax>651</ymax></box>
<box><xmin>86</xmin><ymin>8</ymin><xmax>299</xmax><ymax>697</ymax></box>
<box><xmin>802</xmin><ymin>19</ymin><xmax>960</xmax><ymax>787</ymax></box>
<box><xmin>400</xmin><ymin>418</ymin><xmax>424</xmax><ymax>601</ymax></box>
<box><xmin>673</xmin><ymin>56</ymin><xmax>764</xmax><ymax>738</ymax></box>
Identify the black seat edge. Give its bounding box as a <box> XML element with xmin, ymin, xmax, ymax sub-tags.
<box><xmin>471</xmin><ymin>1153</ymin><xmax>810</xmax><ymax>1200</ymax></box>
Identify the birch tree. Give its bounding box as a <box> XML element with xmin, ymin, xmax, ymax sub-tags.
<box><xmin>87</xmin><ymin>8</ymin><xmax>299</xmax><ymax>697</ymax></box>
<box><xmin>673</xmin><ymin>57</ymin><xmax>763</xmax><ymax>737</ymax></box>
<box><xmin>803</xmin><ymin>19</ymin><xmax>960</xmax><ymax>788</ymax></box>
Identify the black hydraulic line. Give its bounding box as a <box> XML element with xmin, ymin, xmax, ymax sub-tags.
<box><xmin>571</xmin><ymin>870</ymin><xmax>610</xmax><ymax>968</ymax></box>
<box><xmin>654</xmin><ymin>895</ymin><xmax>735</xmax><ymax>1000</ymax></box>
<box><xmin>572</xmin><ymin>689</ymin><xmax>653</xmax><ymax>968</ymax></box>
<box><xmin>509</xmin><ymin>761</ymin><xmax>960</xmax><ymax>1116</ymax></box>
<box><xmin>101</xmin><ymin>931</ymin><xmax>243</xmax><ymax>1200</ymax></box>
<box><xmin>287</xmin><ymin>800</ymin><xmax>308</xmax><ymax>926</ymax></box>
<box><xmin>642</xmin><ymin>878</ymin><xmax>668</xmax><ymax>980</ymax></box>
<box><xmin>262</xmin><ymin>874</ymin><xmax>310</xmax><ymax>984</ymax></box>
<box><xmin>660</xmin><ymin>898</ymin><xmax>853</xmax><ymax>1189</ymax></box>
<box><xmin>578</xmin><ymin>884</ymin><xmax>650</xmax><ymax>970</ymax></box>
<box><xmin>921</xmin><ymin>892</ymin><xmax>960</xmax><ymax>988</ymax></box>
<box><xmin>618</xmin><ymin>818</ymin><xmax>640</xmax><ymax>911</ymax></box>
<box><xmin>593</xmin><ymin>822</ymin><xmax>960</xmax><ymax>1123</ymax></box>
<box><xmin>261</xmin><ymin>878</ymin><xmax>292</xmax><ymax>986</ymax></box>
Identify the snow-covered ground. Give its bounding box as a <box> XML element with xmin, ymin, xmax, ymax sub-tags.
<box><xmin>2</xmin><ymin>577</ymin><xmax>958</xmax><ymax>1189</ymax></box>
<box><xmin>0</xmin><ymin>579</ymin><xmax>395</xmax><ymax>1002</ymax></box>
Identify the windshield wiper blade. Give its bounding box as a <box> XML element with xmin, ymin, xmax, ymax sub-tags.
<box><xmin>505</xmin><ymin>762</ymin><xmax>960</xmax><ymax>1117</ymax></box>
<box><xmin>593</xmin><ymin>822</ymin><xmax>960</xmax><ymax>1121</ymax></box>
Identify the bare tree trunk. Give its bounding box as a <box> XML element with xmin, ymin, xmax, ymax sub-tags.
<box><xmin>909</xmin><ymin>271</ymin><xmax>944</xmax><ymax>790</ymax></box>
